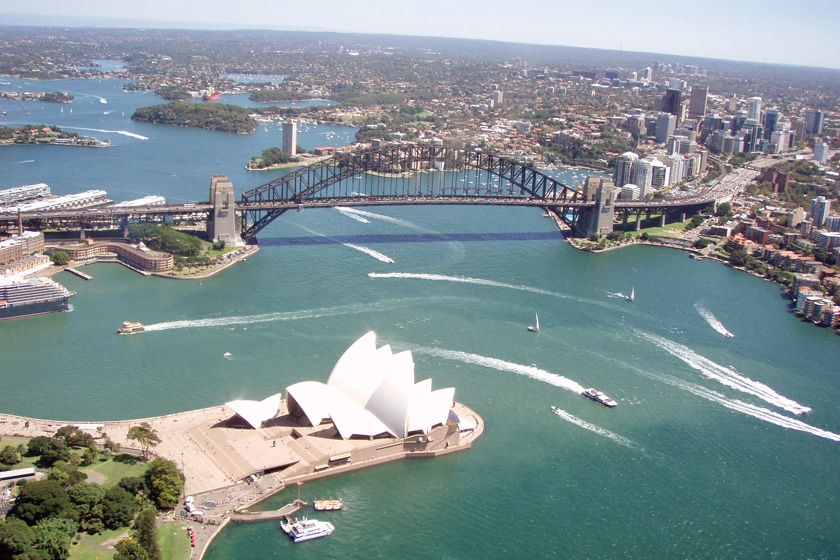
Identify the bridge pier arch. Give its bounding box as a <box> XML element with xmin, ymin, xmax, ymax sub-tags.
<box><xmin>207</xmin><ymin>175</ymin><xmax>242</xmax><ymax>247</ymax></box>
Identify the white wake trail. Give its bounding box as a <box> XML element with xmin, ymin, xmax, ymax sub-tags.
<box><xmin>343</xmin><ymin>243</ymin><xmax>394</xmax><ymax>263</ymax></box>
<box><xmin>695</xmin><ymin>303</ymin><xmax>734</xmax><ymax>338</ymax></box>
<box><xmin>335</xmin><ymin>207</ymin><xmax>370</xmax><ymax>223</ymax></box>
<box><xmin>411</xmin><ymin>345</ymin><xmax>585</xmax><ymax>394</ymax></box>
<box><xmin>550</xmin><ymin>406</ymin><xmax>639</xmax><ymax>449</ymax></box>
<box><xmin>639</xmin><ymin>331</ymin><xmax>811</xmax><ymax>415</ymax></box>
<box><xmin>66</xmin><ymin>126</ymin><xmax>148</xmax><ymax>140</ymax></box>
<box><xmin>336</xmin><ymin>207</ymin><xmax>419</xmax><ymax>228</ymax></box>
<box><xmin>646</xmin><ymin>370</ymin><xmax>840</xmax><ymax>443</ymax></box>
<box><xmin>370</xmin><ymin>272</ymin><xmax>568</xmax><ymax>298</ymax></box>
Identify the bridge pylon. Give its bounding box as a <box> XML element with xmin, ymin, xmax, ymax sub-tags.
<box><xmin>207</xmin><ymin>175</ymin><xmax>241</xmax><ymax>246</ymax></box>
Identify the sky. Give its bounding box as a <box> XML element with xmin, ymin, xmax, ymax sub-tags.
<box><xmin>5</xmin><ymin>0</ymin><xmax>840</xmax><ymax>69</ymax></box>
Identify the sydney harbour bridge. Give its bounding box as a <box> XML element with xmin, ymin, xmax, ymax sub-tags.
<box><xmin>1</xmin><ymin>145</ymin><xmax>715</xmax><ymax>242</ymax></box>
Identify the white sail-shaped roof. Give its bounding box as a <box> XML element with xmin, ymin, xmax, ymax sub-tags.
<box><xmin>226</xmin><ymin>393</ymin><xmax>282</xmax><ymax>429</ymax></box>
<box><xmin>241</xmin><ymin>332</ymin><xmax>455</xmax><ymax>440</ymax></box>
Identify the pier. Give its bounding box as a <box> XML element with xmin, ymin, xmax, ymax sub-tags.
<box><xmin>230</xmin><ymin>499</ymin><xmax>307</xmax><ymax>522</ymax></box>
<box><xmin>64</xmin><ymin>267</ymin><xmax>93</xmax><ymax>280</ymax></box>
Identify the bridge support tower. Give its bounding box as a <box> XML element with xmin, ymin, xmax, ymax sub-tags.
<box><xmin>207</xmin><ymin>175</ymin><xmax>241</xmax><ymax>246</ymax></box>
<box><xmin>578</xmin><ymin>182</ymin><xmax>615</xmax><ymax>236</ymax></box>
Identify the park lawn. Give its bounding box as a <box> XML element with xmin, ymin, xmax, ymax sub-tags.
<box><xmin>158</xmin><ymin>523</ymin><xmax>192</xmax><ymax>560</ymax></box>
<box><xmin>640</xmin><ymin>219</ymin><xmax>692</xmax><ymax>238</ymax></box>
<box><xmin>80</xmin><ymin>456</ymin><xmax>147</xmax><ymax>487</ymax></box>
<box><xmin>68</xmin><ymin>528</ymin><xmax>128</xmax><ymax>560</ymax></box>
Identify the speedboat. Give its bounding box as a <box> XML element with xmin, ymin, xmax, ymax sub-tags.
<box><xmin>581</xmin><ymin>388</ymin><xmax>617</xmax><ymax>407</ymax></box>
<box><xmin>280</xmin><ymin>517</ymin><xmax>334</xmax><ymax>542</ymax></box>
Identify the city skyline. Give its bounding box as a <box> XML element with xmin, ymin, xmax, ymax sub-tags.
<box><xmin>3</xmin><ymin>0</ymin><xmax>840</xmax><ymax>70</ymax></box>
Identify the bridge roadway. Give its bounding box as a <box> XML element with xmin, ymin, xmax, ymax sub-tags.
<box><xmin>1</xmin><ymin>194</ymin><xmax>715</xmax><ymax>226</ymax></box>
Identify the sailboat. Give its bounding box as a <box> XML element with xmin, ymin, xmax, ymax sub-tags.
<box><xmin>625</xmin><ymin>287</ymin><xmax>635</xmax><ymax>302</ymax></box>
<box><xmin>527</xmin><ymin>313</ymin><xmax>540</xmax><ymax>332</ymax></box>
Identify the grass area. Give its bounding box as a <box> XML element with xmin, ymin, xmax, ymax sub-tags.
<box><xmin>80</xmin><ymin>456</ymin><xmax>147</xmax><ymax>488</ymax></box>
<box><xmin>639</xmin><ymin>219</ymin><xmax>692</xmax><ymax>238</ymax></box>
<box><xmin>158</xmin><ymin>523</ymin><xmax>192</xmax><ymax>560</ymax></box>
<box><xmin>69</xmin><ymin>528</ymin><xmax>128</xmax><ymax>560</ymax></box>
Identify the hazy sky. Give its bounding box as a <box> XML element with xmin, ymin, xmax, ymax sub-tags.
<box><xmin>6</xmin><ymin>0</ymin><xmax>840</xmax><ymax>69</ymax></box>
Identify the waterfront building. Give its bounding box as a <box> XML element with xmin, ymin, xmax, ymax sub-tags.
<box><xmin>282</xmin><ymin>119</ymin><xmax>297</xmax><ymax>156</ymax></box>
<box><xmin>813</xmin><ymin>139</ymin><xmax>829</xmax><ymax>164</ymax></box>
<box><xmin>655</xmin><ymin>112</ymin><xmax>676</xmax><ymax>143</ymax></box>
<box><xmin>805</xmin><ymin>109</ymin><xmax>824</xmax><ymax>135</ymax></box>
<box><xmin>688</xmin><ymin>85</ymin><xmax>708</xmax><ymax>120</ymax></box>
<box><xmin>811</xmin><ymin>196</ymin><xmax>831</xmax><ymax>228</ymax></box>
<box><xmin>0</xmin><ymin>231</ymin><xmax>44</xmax><ymax>266</ymax></box>
<box><xmin>747</xmin><ymin>96</ymin><xmax>762</xmax><ymax>121</ymax></box>
<box><xmin>0</xmin><ymin>183</ymin><xmax>50</xmax><ymax>206</ymax></box>
<box><xmin>619</xmin><ymin>184</ymin><xmax>640</xmax><ymax>201</ymax></box>
<box><xmin>613</xmin><ymin>152</ymin><xmax>638</xmax><ymax>187</ymax></box>
<box><xmin>633</xmin><ymin>158</ymin><xmax>653</xmax><ymax>198</ymax></box>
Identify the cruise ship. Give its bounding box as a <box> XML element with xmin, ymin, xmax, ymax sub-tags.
<box><xmin>0</xmin><ymin>277</ymin><xmax>74</xmax><ymax>320</ymax></box>
<box><xmin>581</xmin><ymin>388</ymin><xmax>617</xmax><ymax>408</ymax></box>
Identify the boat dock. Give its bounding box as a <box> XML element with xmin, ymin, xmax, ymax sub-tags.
<box><xmin>65</xmin><ymin>267</ymin><xmax>93</xmax><ymax>280</ymax></box>
<box><xmin>229</xmin><ymin>499</ymin><xmax>307</xmax><ymax>522</ymax></box>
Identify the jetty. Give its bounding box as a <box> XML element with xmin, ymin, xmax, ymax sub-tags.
<box><xmin>230</xmin><ymin>499</ymin><xmax>307</xmax><ymax>522</ymax></box>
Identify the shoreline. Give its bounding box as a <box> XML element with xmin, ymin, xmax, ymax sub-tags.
<box><xmin>0</xmin><ymin>398</ymin><xmax>483</xmax><ymax>559</ymax></box>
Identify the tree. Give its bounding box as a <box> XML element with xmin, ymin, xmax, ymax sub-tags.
<box><xmin>68</xmin><ymin>482</ymin><xmax>105</xmax><ymax>535</ymax></box>
<box><xmin>102</xmin><ymin>485</ymin><xmax>138</xmax><ymax>530</ymax></box>
<box><xmin>729</xmin><ymin>249</ymin><xmax>750</xmax><ymax>267</ymax></box>
<box><xmin>54</xmin><ymin>426</ymin><xmax>95</xmax><ymax>449</ymax></box>
<box><xmin>33</xmin><ymin>517</ymin><xmax>77</xmax><ymax>560</ymax></box>
<box><xmin>0</xmin><ymin>444</ymin><xmax>20</xmax><ymax>466</ymax></box>
<box><xmin>113</xmin><ymin>538</ymin><xmax>149</xmax><ymax>560</ymax></box>
<box><xmin>0</xmin><ymin>517</ymin><xmax>38</xmax><ymax>559</ymax></box>
<box><xmin>26</xmin><ymin>437</ymin><xmax>71</xmax><ymax>468</ymax></box>
<box><xmin>134</xmin><ymin>509</ymin><xmax>162</xmax><ymax>560</ymax></box>
<box><xmin>50</xmin><ymin>250</ymin><xmax>71</xmax><ymax>266</ymax></box>
<box><xmin>143</xmin><ymin>459</ymin><xmax>184</xmax><ymax>510</ymax></box>
<box><xmin>127</xmin><ymin>423</ymin><xmax>160</xmax><ymax>461</ymax></box>
<box><xmin>10</xmin><ymin>479</ymin><xmax>74</xmax><ymax>526</ymax></box>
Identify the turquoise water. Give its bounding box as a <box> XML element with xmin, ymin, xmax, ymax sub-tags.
<box><xmin>1</xmin><ymin>79</ymin><xmax>839</xmax><ymax>559</ymax></box>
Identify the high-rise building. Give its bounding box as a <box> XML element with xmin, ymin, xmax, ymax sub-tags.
<box><xmin>492</xmin><ymin>90</ymin><xmax>504</xmax><ymax>107</ymax></box>
<box><xmin>747</xmin><ymin>96</ymin><xmax>762</xmax><ymax>121</ymax></box>
<box><xmin>633</xmin><ymin>158</ymin><xmax>653</xmax><ymax>198</ymax></box>
<box><xmin>813</xmin><ymin>139</ymin><xmax>829</xmax><ymax>164</ymax></box>
<box><xmin>613</xmin><ymin>152</ymin><xmax>638</xmax><ymax>187</ymax></box>
<box><xmin>763</xmin><ymin>108</ymin><xmax>780</xmax><ymax>139</ymax></box>
<box><xmin>282</xmin><ymin>120</ymin><xmax>297</xmax><ymax>156</ymax></box>
<box><xmin>650</xmin><ymin>159</ymin><xmax>670</xmax><ymax>189</ymax></box>
<box><xmin>662</xmin><ymin>89</ymin><xmax>682</xmax><ymax>120</ymax></box>
<box><xmin>641</xmin><ymin>67</ymin><xmax>653</xmax><ymax>82</ymax></box>
<box><xmin>688</xmin><ymin>85</ymin><xmax>708</xmax><ymax>120</ymax></box>
<box><xmin>811</xmin><ymin>196</ymin><xmax>831</xmax><ymax>227</ymax></box>
<box><xmin>655</xmin><ymin>112</ymin><xmax>676</xmax><ymax>143</ymax></box>
<box><xmin>805</xmin><ymin>109</ymin><xmax>824</xmax><ymax>135</ymax></box>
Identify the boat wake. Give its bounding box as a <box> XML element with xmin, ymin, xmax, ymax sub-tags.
<box><xmin>335</xmin><ymin>207</ymin><xmax>423</xmax><ymax>229</ymax></box>
<box><xmin>695</xmin><ymin>303</ymin><xmax>734</xmax><ymax>337</ymax></box>
<box><xmin>411</xmin><ymin>345</ymin><xmax>585</xmax><ymax>394</ymax></box>
<box><xmin>370</xmin><ymin>272</ymin><xmax>570</xmax><ymax>299</ymax></box>
<box><xmin>343</xmin><ymin>243</ymin><xmax>394</xmax><ymax>263</ymax></box>
<box><xmin>142</xmin><ymin>300</ymin><xmax>420</xmax><ymax>332</ymax></box>
<box><xmin>335</xmin><ymin>207</ymin><xmax>370</xmax><ymax>223</ymax></box>
<box><xmin>65</xmin><ymin>126</ymin><xmax>148</xmax><ymax>140</ymax></box>
<box><xmin>16</xmin><ymin>159</ymin><xmax>35</xmax><ymax>164</ymax></box>
<box><xmin>550</xmin><ymin>406</ymin><xmax>639</xmax><ymax>449</ymax></box>
<box><xmin>639</xmin><ymin>331</ymin><xmax>811</xmax><ymax>415</ymax></box>
<box><xmin>638</xmin><ymin>367</ymin><xmax>840</xmax><ymax>443</ymax></box>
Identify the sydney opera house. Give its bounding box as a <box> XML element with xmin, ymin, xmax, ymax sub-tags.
<box><xmin>196</xmin><ymin>332</ymin><xmax>484</xmax><ymax>490</ymax></box>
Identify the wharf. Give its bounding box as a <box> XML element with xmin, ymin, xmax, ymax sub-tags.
<box><xmin>230</xmin><ymin>499</ymin><xmax>307</xmax><ymax>522</ymax></box>
<box><xmin>65</xmin><ymin>267</ymin><xmax>93</xmax><ymax>280</ymax></box>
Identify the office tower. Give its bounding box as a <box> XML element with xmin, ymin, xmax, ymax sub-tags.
<box><xmin>633</xmin><ymin>158</ymin><xmax>653</xmax><ymax>198</ymax></box>
<box><xmin>763</xmin><ymin>108</ymin><xmax>780</xmax><ymax>139</ymax></box>
<box><xmin>741</xmin><ymin>122</ymin><xmax>763</xmax><ymax>152</ymax></box>
<box><xmin>662</xmin><ymin>89</ymin><xmax>682</xmax><ymax>119</ymax></box>
<box><xmin>650</xmin><ymin>159</ymin><xmax>670</xmax><ymax>189</ymax></box>
<box><xmin>688</xmin><ymin>85</ymin><xmax>708</xmax><ymax>120</ymax></box>
<box><xmin>813</xmin><ymin>139</ymin><xmax>829</xmax><ymax>164</ymax></box>
<box><xmin>613</xmin><ymin>152</ymin><xmax>638</xmax><ymax>187</ymax></box>
<box><xmin>492</xmin><ymin>90</ymin><xmax>504</xmax><ymax>106</ymax></box>
<box><xmin>805</xmin><ymin>109</ymin><xmax>824</xmax><ymax>134</ymax></box>
<box><xmin>655</xmin><ymin>112</ymin><xmax>676</xmax><ymax>143</ymax></box>
<box><xmin>811</xmin><ymin>196</ymin><xmax>831</xmax><ymax>227</ymax></box>
<box><xmin>747</xmin><ymin>96</ymin><xmax>762</xmax><ymax>121</ymax></box>
<box><xmin>282</xmin><ymin>119</ymin><xmax>297</xmax><ymax>156</ymax></box>
<box><xmin>641</xmin><ymin>67</ymin><xmax>653</xmax><ymax>82</ymax></box>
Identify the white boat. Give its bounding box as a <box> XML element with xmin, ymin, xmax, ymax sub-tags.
<box><xmin>527</xmin><ymin>313</ymin><xmax>540</xmax><ymax>332</ymax></box>
<box><xmin>581</xmin><ymin>388</ymin><xmax>617</xmax><ymax>408</ymax></box>
<box><xmin>280</xmin><ymin>517</ymin><xmax>334</xmax><ymax>542</ymax></box>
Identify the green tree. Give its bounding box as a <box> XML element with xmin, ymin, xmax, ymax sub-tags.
<box><xmin>68</xmin><ymin>482</ymin><xmax>105</xmax><ymax>535</ymax></box>
<box><xmin>54</xmin><ymin>426</ymin><xmax>95</xmax><ymax>449</ymax></box>
<box><xmin>113</xmin><ymin>538</ymin><xmax>149</xmax><ymax>560</ymax></box>
<box><xmin>0</xmin><ymin>444</ymin><xmax>20</xmax><ymax>466</ymax></box>
<box><xmin>102</xmin><ymin>485</ymin><xmax>139</xmax><ymax>530</ymax></box>
<box><xmin>729</xmin><ymin>249</ymin><xmax>750</xmax><ymax>267</ymax></box>
<box><xmin>10</xmin><ymin>479</ymin><xmax>74</xmax><ymax>526</ymax></box>
<box><xmin>47</xmin><ymin>461</ymin><xmax>87</xmax><ymax>488</ymax></box>
<box><xmin>134</xmin><ymin>509</ymin><xmax>162</xmax><ymax>560</ymax></box>
<box><xmin>0</xmin><ymin>517</ymin><xmax>38</xmax><ymax>559</ymax></box>
<box><xmin>33</xmin><ymin>517</ymin><xmax>77</xmax><ymax>560</ymax></box>
<box><xmin>50</xmin><ymin>251</ymin><xmax>71</xmax><ymax>266</ymax></box>
<box><xmin>143</xmin><ymin>459</ymin><xmax>184</xmax><ymax>510</ymax></box>
<box><xmin>126</xmin><ymin>423</ymin><xmax>160</xmax><ymax>461</ymax></box>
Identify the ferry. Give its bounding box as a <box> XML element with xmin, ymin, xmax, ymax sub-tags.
<box><xmin>581</xmin><ymin>388</ymin><xmax>617</xmax><ymax>408</ymax></box>
<box><xmin>280</xmin><ymin>517</ymin><xmax>334</xmax><ymax>542</ymax></box>
<box><xmin>117</xmin><ymin>321</ymin><xmax>145</xmax><ymax>334</ymax></box>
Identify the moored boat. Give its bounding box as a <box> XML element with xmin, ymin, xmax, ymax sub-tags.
<box><xmin>313</xmin><ymin>498</ymin><xmax>343</xmax><ymax>511</ymax></box>
<box><xmin>581</xmin><ymin>388</ymin><xmax>617</xmax><ymax>407</ymax></box>
<box><xmin>117</xmin><ymin>321</ymin><xmax>145</xmax><ymax>334</ymax></box>
<box><xmin>280</xmin><ymin>517</ymin><xmax>334</xmax><ymax>542</ymax></box>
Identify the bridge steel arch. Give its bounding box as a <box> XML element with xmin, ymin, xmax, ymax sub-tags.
<box><xmin>238</xmin><ymin>145</ymin><xmax>584</xmax><ymax>242</ymax></box>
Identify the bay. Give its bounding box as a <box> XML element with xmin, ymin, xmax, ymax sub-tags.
<box><xmin>0</xmin><ymin>79</ymin><xmax>838</xmax><ymax>559</ymax></box>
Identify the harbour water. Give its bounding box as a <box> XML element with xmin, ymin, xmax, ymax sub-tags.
<box><xmin>1</xmin><ymin>78</ymin><xmax>839</xmax><ymax>559</ymax></box>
